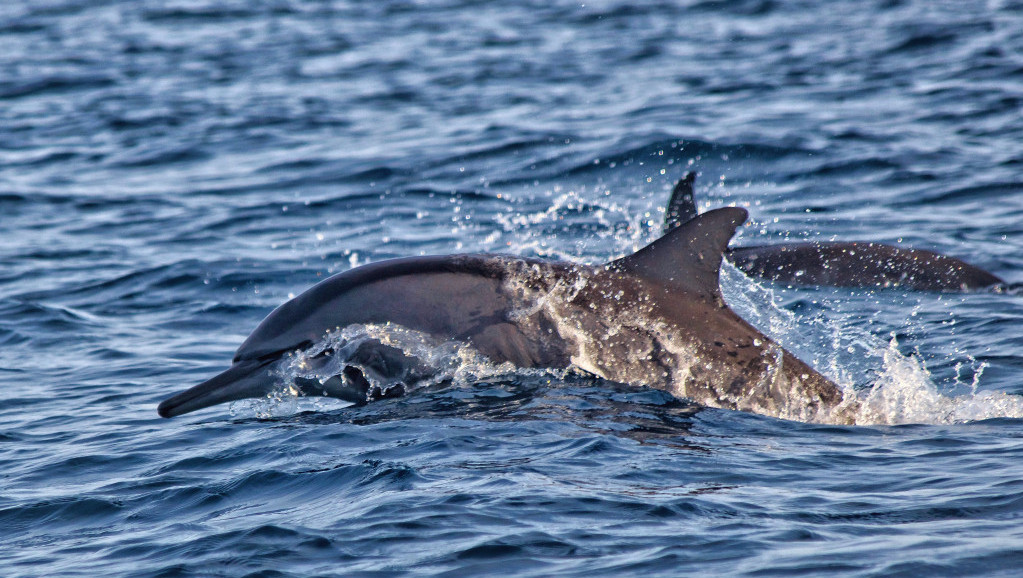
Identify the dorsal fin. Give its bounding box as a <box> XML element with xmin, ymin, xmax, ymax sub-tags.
<box><xmin>610</xmin><ymin>206</ymin><xmax>747</xmax><ymax>298</ymax></box>
<box><xmin>664</xmin><ymin>172</ymin><xmax>698</xmax><ymax>231</ymax></box>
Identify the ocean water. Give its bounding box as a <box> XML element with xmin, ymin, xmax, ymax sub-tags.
<box><xmin>3</xmin><ymin>0</ymin><xmax>1023</xmax><ymax>575</ymax></box>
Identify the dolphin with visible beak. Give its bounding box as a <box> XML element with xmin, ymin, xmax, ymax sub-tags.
<box><xmin>159</xmin><ymin>207</ymin><xmax>850</xmax><ymax>423</ymax></box>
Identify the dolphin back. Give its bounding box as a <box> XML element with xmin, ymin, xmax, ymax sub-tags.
<box><xmin>231</xmin><ymin>256</ymin><xmax>517</xmax><ymax>363</ymax></box>
<box><xmin>662</xmin><ymin>173</ymin><xmax>1003</xmax><ymax>291</ymax></box>
<box><xmin>728</xmin><ymin>242</ymin><xmax>1003</xmax><ymax>290</ymax></box>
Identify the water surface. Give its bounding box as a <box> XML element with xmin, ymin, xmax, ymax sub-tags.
<box><xmin>3</xmin><ymin>0</ymin><xmax>1023</xmax><ymax>575</ymax></box>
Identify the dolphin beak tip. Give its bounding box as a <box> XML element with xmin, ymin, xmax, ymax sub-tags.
<box><xmin>156</xmin><ymin>399</ymin><xmax>176</xmax><ymax>418</ymax></box>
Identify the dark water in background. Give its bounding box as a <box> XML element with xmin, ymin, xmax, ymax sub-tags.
<box><xmin>3</xmin><ymin>0</ymin><xmax>1023</xmax><ymax>575</ymax></box>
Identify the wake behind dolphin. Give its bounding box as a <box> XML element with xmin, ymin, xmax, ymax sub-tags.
<box><xmin>159</xmin><ymin>208</ymin><xmax>854</xmax><ymax>423</ymax></box>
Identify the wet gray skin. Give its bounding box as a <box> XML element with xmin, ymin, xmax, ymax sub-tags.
<box><xmin>158</xmin><ymin>208</ymin><xmax>850</xmax><ymax>422</ymax></box>
<box><xmin>664</xmin><ymin>173</ymin><xmax>1003</xmax><ymax>291</ymax></box>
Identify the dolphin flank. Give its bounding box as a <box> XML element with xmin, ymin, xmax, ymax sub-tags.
<box><xmin>159</xmin><ymin>207</ymin><xmax>851</xmax><ymax>423</ymax></box>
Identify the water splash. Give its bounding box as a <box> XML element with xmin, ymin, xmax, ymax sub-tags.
<box><xmin>492</xmin><ymin>185</ymin><xmax>656</xmax><ymax>261</ymax></box>
<box><xmin>720</xmin><ymin>265</ymin><xmax>1023</xmax><ymax>425</ymax></box>
<box><xmin>240</xmin><ymin>322</ymin><xmax>562</xmax><ymax>417</ymax></box>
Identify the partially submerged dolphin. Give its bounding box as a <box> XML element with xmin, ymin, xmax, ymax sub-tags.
<box><xmin>665</xmin><ymin>174</ymin><xmax>1003</xmax><ymax>291</ymax></box>
<box><xmin>159</xmin><ymin>208</ymin><xmax>850</xmax><ymax>422</ymax></box>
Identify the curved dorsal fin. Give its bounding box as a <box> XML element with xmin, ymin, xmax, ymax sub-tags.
<box><xmin>610</xmin><ymin>206</ymin><xmax>747</xmax><ymax>298</ymax></box>
<box><xmin>664</xmin><ymin>172</ymin><xmax>698</xmax><ymax>231</ymax></box>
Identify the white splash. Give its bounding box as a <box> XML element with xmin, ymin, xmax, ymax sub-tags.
<box><xmin>290</xmin><ymin>323</ymin><xmax>521</xmax><ymax>389</ymax></box>
<box><xmin>720</xmin><ymin>265</ymin><xmax>1023</xmax><ymax>425</ymax></box>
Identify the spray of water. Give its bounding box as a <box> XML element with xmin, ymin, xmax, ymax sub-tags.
<box><xmin>719</xmin><ymin>265</ymin><xmax>1023</xmax><ymax>425</ymax></box>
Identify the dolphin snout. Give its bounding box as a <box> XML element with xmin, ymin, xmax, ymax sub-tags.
<box><xmin>158</xmin><ymin>359</ymin><xmax>277</xmax><ymax>418</ymax></box>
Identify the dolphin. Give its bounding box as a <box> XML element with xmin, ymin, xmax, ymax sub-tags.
<box><xmin>665</xmin><ymin>174</ymin><xmax>1003</xmax><ymax>291</ymax></box>
<box><xmin>159</xmin><ymin>207</ymin><xmax>850</xmax><ymax>423</ymax></box>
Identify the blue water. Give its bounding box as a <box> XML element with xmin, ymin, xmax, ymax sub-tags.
<box><xmin>3</xmin><ymin>0</ymin><xmax>1023</xmax><ymax>575</ymax></box>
